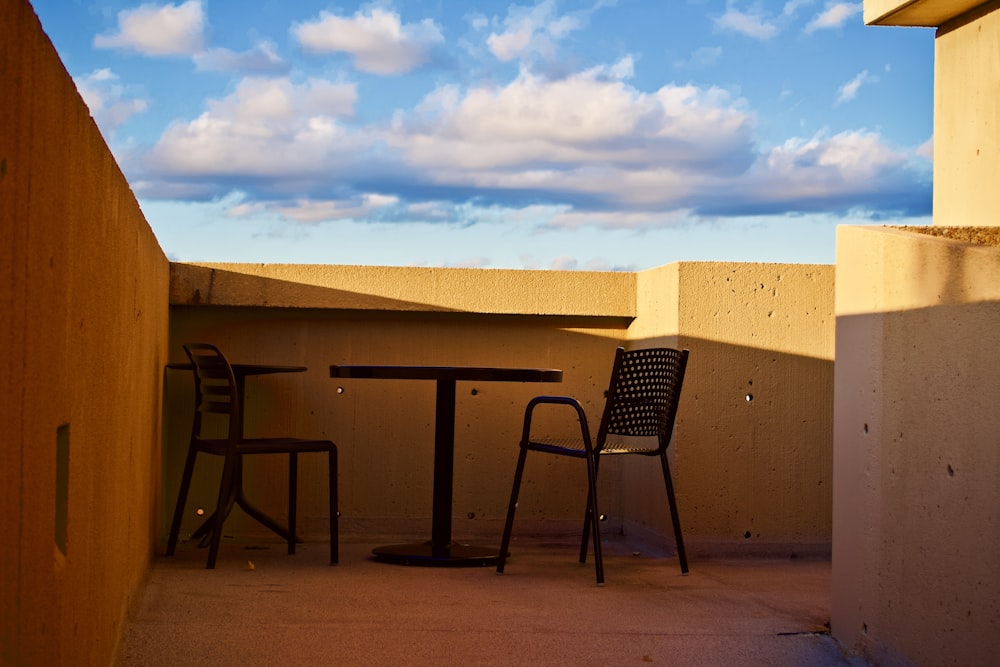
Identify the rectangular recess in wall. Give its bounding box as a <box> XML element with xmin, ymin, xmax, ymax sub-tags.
<box><xmin>56</xmin><ymin>423</ymin><xmax>69</xmax><ymax>555</ymax></box>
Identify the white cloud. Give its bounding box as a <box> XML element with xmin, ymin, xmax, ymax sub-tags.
<box><xmin>268</xmin><ymin>194</ymin><xmax>400</xmax><ymax>223</ymax></box>
<box><xmin>714</xmin><ymin>8</ymin><xmax>779</xmax><ymax>40</ymax></box>
<box><xmin>94</xmin><ymin>0</ymin><xmax>205</xmax><ymax>56</ymax></box>
<box><xmin>486</xmin><ymin>0</ymin><xmax>601</xmax><ymax>63</ymax></box>
<box><xmin>146</xmin><ymin>76</ymin><xmax>360</xmax><ymax>178</ymax></box>
<box><xmin>74</xmin><ymin>69</ymin><xmax>149</xmax><ymax>134</ymax></box>
<box><xmin>293</xmin><ymin>8</ymin><xmax>443</xmax><ymax>75</ymax></box>
<box><xmin>751</xmin><ymin>130</ymin><xmax>907</xmax><ymax>199</ymax></box>
<box><xmin>194</xmin><ymin>41</ymin><xmax>289</xmax><ymax>74</ymax></box>
<box><xmin>805</xmin><ymin>2</ymin><xmax>862</xmax><ymax>33</ymax></box>
<box><xmin>836</xmin><ymin>69</ymin><xmax>877</xmax><ymax>104</ymax></box>
<box><xmin>388</xmin><ymin>65</ymin><xmax>753</xmax><ymax>175</ymax></box>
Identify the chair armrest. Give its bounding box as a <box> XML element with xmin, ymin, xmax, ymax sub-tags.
<box><xmin>522</xmin><ymin>396</ymin><xmax>594</xmax><ymax>452</ymax></box>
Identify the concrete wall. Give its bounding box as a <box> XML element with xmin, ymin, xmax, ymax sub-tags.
<box><xmin>165</xmin><ymin>263</ymin><xmax>635</xmax><ymax>542</ymax></box>
<box><xmin>933</xmin><ymin>2</ymin><xmax>1000</xmax><ymax>226</ymax></box>
<box><xmin>0</xmin><ymin>1</ymin><xmax>171</xmax><ymax>664</ymax></box>
<box><xmin>831</xmin><ymin>3</ymin><xmax>1000</xmax><ymax>663</ymax></box>
<box><xmin>615</xmin><ymin>263</ymin><xmax>836</xmax><ymax>555</ymax></box>
<box><xmin>165</xmin><ymin>261</ymin><xmax>836</xmax><ymax>555</ymax></box>
<box><xmin>833</xmin><ymin>225</ymin><xmax>1000</xmax><ymax>665</ymax></box>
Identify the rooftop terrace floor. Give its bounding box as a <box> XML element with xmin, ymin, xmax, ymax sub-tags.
<box><xmin>117</xmin><ymin>533</ymin><xmax>867</xmax><ymax>666</ymax></box>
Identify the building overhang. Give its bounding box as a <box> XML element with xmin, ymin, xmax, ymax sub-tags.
<box><xmin>865</xmin><ymin>0</ymin><xmax>989</xmax><ymax>26</ymax></box>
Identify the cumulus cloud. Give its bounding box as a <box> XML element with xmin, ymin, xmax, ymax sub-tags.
<box><xmin>94</xmin><ymin>0</ymin><xmax>205</xmax><ymax>56</ymax></box>
<box><xmin>145</xmin><ymin>76</ymin><xmax>359</xmax><ymax>179</ymax></box>
<box><xmin>389</xmin><ymin>63</ymin><xmax>753</xmax><ymax>171</ymax></box>
<box><xmin>74</xmin><ymin>69</ymin><xmax>149</xmax><ymax>134</ymax></box>
<box><xmin>805</xmin><ymin>2</ymin><xmax>862</xmax><ymax>33</ymax></box>
<box><xmin>703</xmin><ymin>129</ymin><xmax>930</xmax><ymax>216</ymax></box>
<box><xmin>194</xmin><ymin>41</ymin><xmax>290</xmax><ymax>74</ymax></box>
<box><xmin>137</xmin><ymin>56</ymin><xmax>929</xmax><ymax>229</ymax></box>
<box><xmin>292</xmin><ymin>7</ymin><xmax>443</xmax><ymax>75</ymax></box>
<box><xmin>486</xmin><ymin>0</ymin><xmax>612</xmax><ymax>64</ymax></box>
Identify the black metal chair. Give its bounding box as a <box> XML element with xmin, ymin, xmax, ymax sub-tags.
<box><xmin>497</xmin><ymin>347</ymin><xmax>689</xmax><ymax>585</ymax></box>
<box><xmin>166</xmin><ymin>343</ymin><xmax>338</xmax><ymax>569</ymax></box>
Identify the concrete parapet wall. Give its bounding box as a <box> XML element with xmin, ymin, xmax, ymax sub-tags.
<box><xmin>165</xmin><ymin>261</ymin><xmax>836</xmax><ymax>557</ymax></box>
<box><xmin>833</xmin><ymin>225</ymin><xmax>1000</xmax><ymax>665</ymax></box>
<box><xmin>630</xmin><ymin>263</ymin><xmax>834</xmax><ymax>555</ymax></box>
<box><xmin>0</xmin><ymin>1</ymin><xmax>170</xmax><ymax>664</ymax></box>
<box><xmin>171</xmin><ymin>262</ymin><xmax>636</xmax><ymax>317</ymax></box>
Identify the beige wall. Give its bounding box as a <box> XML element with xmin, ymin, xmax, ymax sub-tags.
<box><xmin>0</xmin><ymin>1</ymin><xmax>171</xmax><ymax>664</ymax></box>
<box><xmin>678</xmin><ymin>263</ymin><xmax>834</xmax><ymax>553</ymax></box>
<box><xmin>165</xmin><ymin>261</ymin><xmax>836</xmax><ymax>556</ymax></box>
<box><xmin>2</xmin><ymin>0</ymin><xmax>841</xmax><ymax>661</ymax></box>
<box><xmin>933</xmin><ymin>4</ymin><xmax>1000</xmax><ymax>226</ymax></box>
<box><xmin>833</xmin><ymin>225</ymin><xmax>1000</xmax><ymax>665</ymax></box>
<box><xmin>165</xmin><ymin>263</ymin><xmax>634</xmax><ymax>541</ymax></box>
<box><xmin>831</xmin><ymin>2</ymin><xmax>1000</xmax><ymax>662</ymax></box>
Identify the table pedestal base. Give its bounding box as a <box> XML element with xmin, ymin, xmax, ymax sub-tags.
<box><xmin>372</xmin><ymin>541</ymin><xmax>499</xmax><ymax>566</ymax></box>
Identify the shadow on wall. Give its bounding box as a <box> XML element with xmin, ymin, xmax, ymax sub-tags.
<box><xmin>834</xmin><ymin>299</ymin><xmax>1000</xmax><ymax>666</ymax></box>
<box><xmin>160</xmin><ymin>305</ymin><xmax>835</xmax><ymax>557</ymax></box>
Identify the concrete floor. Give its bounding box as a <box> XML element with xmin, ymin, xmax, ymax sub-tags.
<box><xmin>116</xmin><ymin>534</ymin><xmax>868</xmax><ymax>666</ymax></box>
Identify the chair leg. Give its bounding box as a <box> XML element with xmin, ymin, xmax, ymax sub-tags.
<box><xmin>496</xmin><ymin>446</ymin><xmax>528</xmax><ymax>574</ymax></box>
<box><xmin>579</xmin><ymin>456</ymin><xmax>602</xmax><ymax>564</ymax></box>
<box><xmin>288</xmin><ymin>452</ymin><xmax>298</xmax><ymax>555</ymax></box>
<box><xmin>660</xmin><ymin>452</ymin><xmax>688</xmax><ymax>574</ymax></box>
<box><xmin>166</xmin><ymin>446</ymin><xmax>199</xmax><ymax>556</ymax></box>
<box><xmin>329</xmin><ymin>446</ymin><xmax>338</xmax><ymax>565</ymax></box>
<box><xmin>207</xmin><ymin>453</ymin><xmax>239</xmax><ymax>569</ymax></box>
<box><xmin>584</xmin><ymin>453</ymin><xmax>604</xmax><ymax>586</ymax></box>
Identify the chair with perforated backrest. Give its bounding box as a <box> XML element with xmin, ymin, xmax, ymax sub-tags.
<box><xmin>165</xmin><ymin>343</ymin><xmax>338</xmax><ymax>569</ymax></box>
<box><xmin>496</xmin><ymin>346</ymin><xmax>689</xmax><ymax>585</ymax></box>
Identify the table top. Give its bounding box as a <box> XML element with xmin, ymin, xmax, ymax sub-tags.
<box><xmin>330</xmin><ymin>364</ymin><xmax>562</xmax><ymax>383</ymax></box>
<box><xmin>167</xmin><ymin>362</ymin><xmax>307</xmax><ymax>376</ymax></box>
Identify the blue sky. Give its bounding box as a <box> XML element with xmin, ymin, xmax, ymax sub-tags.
<box><xmin>33</xmin><ymin>0</ymin><xmax>934</xmax><ymax>270</ymax></box>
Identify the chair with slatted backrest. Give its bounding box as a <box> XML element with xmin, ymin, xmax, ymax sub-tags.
<box><xmin>496</xmin><ymin>347</ymin><xmax>689</xmax><ymax>585</ymax></box>
<box><xmin>165</xmin><ymin>343</ymin><xmax>338</xmax><ymax>569</ymax></box>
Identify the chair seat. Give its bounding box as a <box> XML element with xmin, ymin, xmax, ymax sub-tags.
<box><xmin>528</xmin><ymin>437</ymin><xmax>659</xmax><ymax>456</ymax></box>
<box><xmin>526</xmin><ymin>437</ymin><xmax>588</xmax><ymax>456</ymax></box>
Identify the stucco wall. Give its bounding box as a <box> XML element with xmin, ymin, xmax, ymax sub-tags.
<box><xmin>0</xmin><ymin>1</ymin><xmax>171</xmax><ymax>664</ymax></box>
<box><xmin>832</xmin><ymin>225</ymin><xmax>1000</xmax><ymax>665</ymax></box>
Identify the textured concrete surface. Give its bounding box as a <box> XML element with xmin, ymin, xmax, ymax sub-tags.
<box><xmin>117</xmin><ymin>535</ymin><xmax>866</xmax><ymax>666</ymax></box>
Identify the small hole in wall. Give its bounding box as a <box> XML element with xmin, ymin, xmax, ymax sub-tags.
<box><xmin>864</xmin><ymin>423</ymin><xmax>869</xmax><ymax>434</ymax></box>
<box><xmin>947</xmin><ymin>464</ymin><xmax>955</xmax><ymax>477</ymax></box>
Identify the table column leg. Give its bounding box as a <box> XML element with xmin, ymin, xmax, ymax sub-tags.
<box><xmin>431</xmin><ymin>379</ymin><xmax>456</xmax><ymax>556</ymax></box>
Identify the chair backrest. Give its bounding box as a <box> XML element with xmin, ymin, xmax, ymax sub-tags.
<box><xmin>183</xmin><ymin>343</ymin><xmax>240</xmax><ymax>441</ymax></box>
<box><xmin>596</xmin><ymin>347</ymin><xmax>689</xmax><ymax>452</ymax></box>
